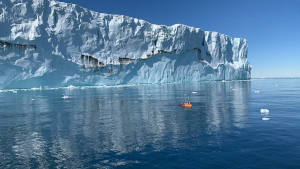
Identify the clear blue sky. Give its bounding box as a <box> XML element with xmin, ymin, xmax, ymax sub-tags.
<box><xmin>60</xmin><ymin>0</ymin><xmax>300</xmax><ymax>78</ymax></box>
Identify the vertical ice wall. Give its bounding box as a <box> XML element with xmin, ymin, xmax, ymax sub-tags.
<box><xmin>0</xmin><ymin>0</ymin><xmax>251</xmax><ymax>89</ymax></box>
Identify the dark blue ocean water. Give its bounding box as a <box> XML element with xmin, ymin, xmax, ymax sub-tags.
<box><xmin>0</xmin><ymin>79</ymin><xmax>300</xmax><ymax>169</ymax></box>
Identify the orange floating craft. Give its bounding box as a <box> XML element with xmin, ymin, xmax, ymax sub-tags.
<box><xmin>181</xmin><ymin>97</ymin><xmax>192</xmax><ymax>108</ymax></box>
<box><xmin>181</xmin><ymin>102</ymin><xmax>192</xmax><ymax>108</ymax></box>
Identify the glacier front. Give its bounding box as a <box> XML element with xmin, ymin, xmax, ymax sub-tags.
<box><xmin>0</xmin><ymin>0</ymin><xmax>251</xmax><ymax>89</ymax></box>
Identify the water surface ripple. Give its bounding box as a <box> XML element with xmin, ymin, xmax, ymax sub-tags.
<box><xmin>0</xmin><ymin>79</ymin><xmax>300</xmax><ymax>168</ymax></box>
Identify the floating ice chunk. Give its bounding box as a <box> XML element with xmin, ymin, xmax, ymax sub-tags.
<box><xmin>262</xmin><ymin>117</ymin><xmax>270</xmax><ymax>121</ymax></box>
<box><xmin>67</xmin><ymin>85</ymin><xmax>76</xmax><ymax>90</ymax></box>
<box><xmin>260</xmin><ymin>109</ymin><xmax>270</xmax><ymax>114</ymax></box>
<box><xmin>62</xmin><ymin>95</ymin><xmax>70</xmax><ymax>99</ymax></box>
<box><xmin>12</xmin><ymin>90</ymin><xmax>17</xmax><ymax>94</ymax></box>
<box><xmin>254</xmin><ymin>90</ymin><xmax>260</xmax><ymax>94</ymax></box>
<box><xmin>32</xmin><ymin>99</ymin><xmax>35</xmax><ymax>101</ymax></box>
<box><xmin>192</xmin><ymin>91</ymin><xmax>198</xmax><ymax>94</ymax></box>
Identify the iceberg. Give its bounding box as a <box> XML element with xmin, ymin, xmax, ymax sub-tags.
<box><xmin>0</xmin><ymin>0</ymin><xmax>251</xmax><ymax>89</ymax></box>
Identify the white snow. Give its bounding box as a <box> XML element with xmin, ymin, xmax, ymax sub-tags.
<box><xmin>0</xmin><ymin>0</ymin><xmax>251</xmax><ymax>89</ymax></box>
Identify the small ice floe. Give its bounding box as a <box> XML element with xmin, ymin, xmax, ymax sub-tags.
<box><xmin>62</xmin><ymin>95</ymin><xmax>70</xmax><ymax>99</ymax></box>
<box><xmin>192</xmin><ymin>91</ymin><xmax>198</xmax><ymax>94</ymax></box>
<box><xmin>67</xmin><ymin>85</ymin><xmax>76</xmax><ymax>90</ymax></box>
<box><xmin>254</xmin><ymin>90</ymin><xmax>260</xmax><ymax>94</ymax></box>
<box><xmin>260</xmin><ymin>109</ymin><xmax>270</xmax><ymax>114</ymax></box>
<box><xmin>262</xmin><ymin>117</ymin><xmax>270</xmax><ymax>121</ymax></box>
<box><xmin>32</xmin><ymin>99</ymin><xmax>35</xmax><ymax>101</ymax></box>
<box><xmin>11</xmin><ymin>90</ymin><xmax>18</xmax><ymax>94</ymax></box>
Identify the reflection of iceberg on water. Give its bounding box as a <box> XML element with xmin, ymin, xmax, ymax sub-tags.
<box><xmin>0</xmin><ymin>80</ymin><xmax>251</xmax><ymax>168</ymax></box>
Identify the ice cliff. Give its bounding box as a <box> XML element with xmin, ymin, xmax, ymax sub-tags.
<box><xmin>0</xmin><ymin>0</ymin><xmax>251</xmax><ymax>89</ymax></box>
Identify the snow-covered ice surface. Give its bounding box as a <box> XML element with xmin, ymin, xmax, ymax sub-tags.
<box><xmin>0</xmin><ymin>0</ymin><xmax>251</xmax><ymax>89</ymax></box>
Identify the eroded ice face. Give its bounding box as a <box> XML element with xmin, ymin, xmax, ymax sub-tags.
<box><xmin>0</xmin><ymin>0</ymin><xmax>251</xmax><ymax>89</ymax></box>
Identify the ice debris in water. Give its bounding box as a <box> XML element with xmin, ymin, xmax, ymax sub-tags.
<box><xmin>192</xmin><ymin>91</ymin><xmax>198</xmax><ymax>94</ymax></box>
<box><xmin>260</xmin><ymin>108</ymin><xmax>270</xmax><ymax>121</ymax></box>
<box><xmin>262</xmin><ymin>117</ymin><xmax>270</xmax><ymax>121</ymax></box>
<box><xmin>254</xmin><ymin>90</ymin><xmax>260</xmax><ymax>94</ymax></box>
<box><xmin>62</xmin><ymin>95</ymin><xmax>70</xmax><ymax>99</ymax></box>
<box><xmin>67</xmin><ymin>85</ymin><xmax>76</xmax><ymax>90</ymax></box>
<box><xmin>260</xmin><ymin>109</ymin><xmax>270</xmax><ymax>114</ymax></box>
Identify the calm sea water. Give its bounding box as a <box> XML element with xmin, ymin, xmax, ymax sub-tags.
<box><xmin>0</xmin><ymin>79</ymin><xmax>300</xmax><ymax>169</ymax></box>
